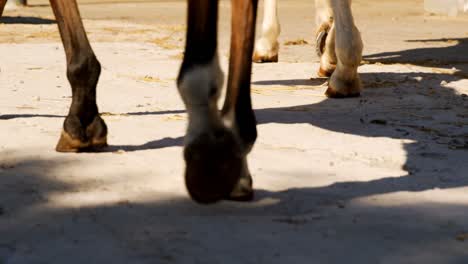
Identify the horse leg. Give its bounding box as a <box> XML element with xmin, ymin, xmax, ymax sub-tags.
<box><xmin>323</xmin><ymin>0</ymin><xmax>363</xmax><ymax>98</ymax></box>
<box><xmin>178</xmin><ymin>0</ymin><xmax>236</xmax><ymax>203</ymax></box>
<box><xmin>252</xmin><ymin>0</ymin><xmax>279</xmax><ymax>63</ymax></box>
<box><xmin>50</xmin><ymin>0</ymin><xmax>107</xmax><ymax>152</ymax></box>
<box><xmin>222</xmin><ymin>0</ymin><xmax>259</xmax><ymax>200</ymax></box>
<box><xmin>177</xmin><ymin>0</ymin><xmax>258</xmax><ymax>203</ymax></box>
<box><xmin>0</xmin><ymin>0</ymin><xmax>7</xmax><ymax>16</ymax></box>
<box><xmin>315</xmin><ymin>0</ymin><xmax>337</xmax><ymax>77</ymax></box>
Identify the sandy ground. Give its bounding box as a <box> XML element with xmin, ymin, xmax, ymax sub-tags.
<box><xmin>1</xmin><ymin>0</ymin><xmax>468</xmax><ymax>263</ymax></box>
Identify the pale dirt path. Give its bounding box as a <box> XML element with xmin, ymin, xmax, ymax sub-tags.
<box><xmin>1</xmin><ymin>1</ymin><xmax>468</xmax><ymax>263</ymax></box>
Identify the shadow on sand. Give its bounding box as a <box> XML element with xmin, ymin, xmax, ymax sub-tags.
<box><xmin>0</xmin><ymin>16</ymin><xmax>55</xmax><ymax>25</ymax></box>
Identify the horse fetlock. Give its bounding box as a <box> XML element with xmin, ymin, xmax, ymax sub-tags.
<box><xmin>67</xmin><ymin>54</ymin><xmax>101</xmax><ymax>88</ymax></box>
<box><xmin>318</xmin><ymin>44</ymin><xmax>337</xmax><ymax>77</ymax></box>
<box><xmin>318</xmin><ymin>60</ymin><xmax>336</xmax><ymax>77</ymax></box>
<box><xmin>178</xmin><ymin>56</ymin><xmax>227</xmax><ymax>144</ymax></box>
<box><xmin>177</xmin><ymin>56</ymin><xmax>224</xmax><ymax>107</ymax></box>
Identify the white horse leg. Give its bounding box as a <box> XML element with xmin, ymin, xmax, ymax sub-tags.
<box><xmin>325</xmin><ymin>0</ymin><xmax>363</xmax><ymax>97</ymax></box>
<box><xmin>253</xmin><ymin>0</ymin><xmax>280</xmax><ymax>63</ymax></box>
<box><xmin>178</xmin><ymin>0</ymin><xmax>258</xmax><ymax>203</ymax></box>
<box><xmin>315</xmin><ymin>0</ymin><xmax>337</xmax><ymax>77</ymax></box>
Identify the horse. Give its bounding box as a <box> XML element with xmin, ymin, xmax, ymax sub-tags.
<box><xmin>0</xmin><ymin>0</ymin><xmax>362</xmax><ymax>204</ymax></box>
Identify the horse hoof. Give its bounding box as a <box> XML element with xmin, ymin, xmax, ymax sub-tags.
<box><xmin>56</xmin><ymin>115</ymin><xmax>108</xmax><ymax>152</ymax></box>
<box><xmin>325</xmin><ymin>78</ymin><xmax>361</xmax><ymax>98</ymax></box>
<box><xmin>253</xmin><ymin>52</ymin><xmax>278</xmax><ymax>63</ymax></box>
<box><xmin>184</xmin><ymin>128</ymin><xmax>244</xmax><ymax>204</ymax></box>
<box><xmin>324</xmin><ymin>69</ymin><xmax>362</xmax><ymax>98</ymax></box>
<box><xmin>252</xmin><ymin>39</ymin><xmax>279</xmax><ymax>63</ymax></box>
<box><xmin>55</xmin><ymin>130</ymin><xmax>108</xmax><ymax>152</ymax></box>
<box><xmin>56</xmin><ymin>130</ymin><xmax>90</xmax><ymax>152</ymax></box>
<box><xmin>325</xmin><ymin>86</ymin><xmax>360</xmax><ymax>98</ymax></box>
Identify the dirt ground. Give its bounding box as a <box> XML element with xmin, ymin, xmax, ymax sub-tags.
<box><xmin>1</xmin><ymin>0</ymin><xmax>468</xmax><ymax>263</ymax></box>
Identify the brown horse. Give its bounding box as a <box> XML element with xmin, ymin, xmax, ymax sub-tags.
<box><xmin>0</xmin><ymin>0</ymin><xmax>257</xmax><ymax>204</ymax></box>
<box><xmin>0</xmin><ymin>0</ymin><xmax>360</xmax><ymax>204</ymax></box>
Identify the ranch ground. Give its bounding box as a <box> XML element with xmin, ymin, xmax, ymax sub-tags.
<box><xmin>1</xmin><ymin>0</ymin><xmax>468</xmax><ymax>263</ymax></box>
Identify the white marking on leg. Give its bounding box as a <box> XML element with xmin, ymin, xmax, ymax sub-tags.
<box><xmin>254</xmin><ymin>0</ymin><xmax>280</xmax><ymax>59</ymax></box>
<box><xmin>177</xmin><ymin>55</ymin><xmax>225</xmax><ymax>145</ymax></box>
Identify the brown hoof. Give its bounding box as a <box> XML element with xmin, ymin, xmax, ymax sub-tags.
<box><xmin>56</xmin><ymin>130</ymin><xmax>108</xmax><ymax>152</ymax></box>
<box><xmin>252</xmin><ymin>53</ymin><xmax>278</xmax><ymax>63</ymax></box>
<box><xmin>56</xmin><ymin>114</ymin><xmax>108</xmax><ymax>152</ymax></box>
<box><xmin>56</xmin><ymin>130</ymin><xmax>89</xmax><ymax>152</ymax></box>
<box><xmin>325</xmin><ymin>86</ymin><xmax>360</xmax><ymax>98</ymax></box>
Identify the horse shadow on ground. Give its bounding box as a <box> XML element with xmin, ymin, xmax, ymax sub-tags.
<box><xmin>1</xmin><ymin>38</ymin><xmax>468</xmax><ymax>262</ymax></box>
<box><xmin>1</xmin><ymin>151</ymin><xmax>467</xmax><ymax>263</ymax></box>
<box><xmin>253</xmin><ymin>70</ymin><xmax>467</xmax><ymax>199</ymax></box>
<box><xmin>364</xmin><ymin>37</ymin><xmax>468</xmax><ymax>71</ymax></box>
<box><xmin>251</xmin><ymin>37</ymin><xmax>468</xmax><ymax>201</ymax></box>
<box><xmin>0</xmin><ymin>16</ymin><xmax>55</xmax><ymax>25</ymax></box>
<box><xmin>0</xmin><ymin>111</ymin><xmax>185</xmax><ymax>152</ymax></box>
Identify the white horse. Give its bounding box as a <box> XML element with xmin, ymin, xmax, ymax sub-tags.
<box><xmin>253</xmin><ymin>0</ymin><xmax>363</xmax><ymax>98</ymax></box>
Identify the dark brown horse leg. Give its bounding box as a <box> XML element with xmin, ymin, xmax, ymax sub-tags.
<box><xmin>221</xmin><ymin>0</ymin><xmax>259</xmax><ymax>200</ymax></box>
<box><xmin>50</xmin><ymin>0</ymin><xmax>107</xmax><ymax>152</ymax></box>
<box><xmin>0</xmin><ymin>0</ymin><xmax>7</xmax><ymax>17</ymax></box>
<box><xmin>178</xmin><ymin>0</ymin><xmax>249</xmax><ymax>204</ymax></box>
